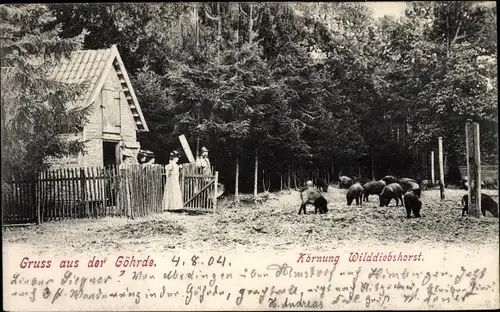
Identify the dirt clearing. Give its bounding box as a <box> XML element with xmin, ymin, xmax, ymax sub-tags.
<box><xmin>3</xmin><ymin>187</ymin><xmax>499</xmax><ymax>257</ymax></box>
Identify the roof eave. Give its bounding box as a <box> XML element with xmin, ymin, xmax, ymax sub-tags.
<box><xmin>110</xmin><ymin>45</ymin><xmax>150</xmax><ymax>133</ymax></box>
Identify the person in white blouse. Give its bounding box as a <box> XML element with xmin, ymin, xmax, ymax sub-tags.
<box><xmin>195</xmin><ymin>146</ymin><xmax>211</xmax><ymax>175</ymax></box>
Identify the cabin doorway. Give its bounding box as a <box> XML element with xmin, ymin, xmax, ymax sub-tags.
<box><xmin>103</xmin><ymin>141</ymin><xmax>120</xmax><ymax>167</ymax></box>
<box><xmin>103</xmin><ymin>141</ymin><xmax>119</xmax><ymax>208</ymax></box>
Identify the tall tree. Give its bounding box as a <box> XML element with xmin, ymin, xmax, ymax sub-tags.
<box><xmin>45</xmin><ymin>2</ymin><xmax>497</xmax><ymax>190</ymax></box>
<box><xmin>382</xmin><ymin>2</ymin><xmax>498</xmax><ymax>182</ymax></box>
<box><xmin>1</xmin><ymin>4</ymin><xmax>91</xmax><ymax>180</ymax></box>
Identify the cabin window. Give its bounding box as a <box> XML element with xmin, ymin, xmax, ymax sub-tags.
<box><xmin>109</xmin><ymin>91</ymin><xmax>121</xmax><ymax>127</ymax></box>
<box><xmin>102</xmin><ymin>85</ymin><xmax>121</xmax><ymax>133</ymax></box>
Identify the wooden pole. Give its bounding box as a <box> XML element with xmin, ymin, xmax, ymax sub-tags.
<box><xmin>213</xmin><ymin>171</ymin><xmax>219</xmax><ymax>213</ymax></box>
<box><xmin>180</xmin><ymin>165</ymin><xmax>185</xmax><ymax>201</ymax></box>
<box><xmin>466</xmin><ymin>120</ymin><xmax>482</xmax><ymax>217</ymax></box>
<box><xmin>235</xmin><ymin>155</ymin><xmax>240</xmax><ymax>203</ymax></box>
<box><xmin>253</xmin><ymin>149</ymin><xmax>258</xmax><ymax>198</ymax></box>
<box><xmin>430</xmin><ymin>151</ymin><xmax>435</xmax><ymax>185</ymax></box>
<box><xmin>438</xmin><ymin>137</ymin><xmax>445</xmax><ymax>199</ymax></box>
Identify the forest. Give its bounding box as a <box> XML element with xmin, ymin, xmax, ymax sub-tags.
<box><xmin>1</xmin><ymin>2</ymin><xmax>497</xmax><ymax>193</ymax></box>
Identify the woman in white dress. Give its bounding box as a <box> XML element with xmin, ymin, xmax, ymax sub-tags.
<box><xmin>163</xmin><ymin>150</ymin><xmax>183</xmax><ymax>212</ymax></box>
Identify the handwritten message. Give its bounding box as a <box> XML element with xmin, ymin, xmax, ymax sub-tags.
<box><xmin>3</xmin><ymin>247</ymin><xmax>499</xmax><ymax>311</ymax></box>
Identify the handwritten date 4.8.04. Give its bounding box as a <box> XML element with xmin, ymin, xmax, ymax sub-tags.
<box><xmin>171</xmin><ymin>255</ymin><xmax>231</xmax><ymax>268</ymax></box>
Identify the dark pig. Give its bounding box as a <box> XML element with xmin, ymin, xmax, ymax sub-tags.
<box><xmin>339</xmin><ymin>176</ymin><xmax>354</xmax><ymax>189</ymax></box>
<box><xmin>403</xmin><ymin>190</ymin><xmax>422</xmax><ymax>218</ymax></box>
<box><xmin>316</xmin><ymin>178</ymin><xmax>329</xmax><ymax>193</ymax></box>
<box><xmin>461</xmin><ymin>193</ymin><xmax>499</xmax><ymax>217</ymax></box>
<box><xmin>314</xmin><ymin>196</ymin><xmax>328</xmax><ymax>214</ymax></box>
<box><xmin>379</xmin><ymin>183</ymin><xmax>404</xmax><ymax>207</ymax></box>
<box><xmin>483</xmin><ymin>177</ymin><xmax>498</xmax><ymax>190</ymax></box>
<box><xmin>346</xmin><ymin>183</ymin><xmax>364</xmax><ymax>206</ymax></box>
<box><xmin>355</xmin><ymin>177</ymin><xmax>372</xmax><ymax>186</ymax></box>
<box><xmin>299</xmin><ymin>187</ymin><xmax>328</xmax><ymax>215</ymax></box>
<box><xmin>461</xmin><ymin>178</ymin><xmax>487</xmax><ymax>190</ymax></box>
<box><xmin>398</xmin><ymin>177</ymin><xmax>417</xmax><ymax>185</ymax></box>
<box><xmin>401</xmin><ymin>181</ymin><xmax>421</xmax><ymax>198</ymax></box>
<box><xmin>420</xmin><ymin>179</ymin><xmax>430</xmax><ymax>190</ymax></box>
<box><xmin>362</xmin><ymin>180</ymin><xmax>386</xmax><ymax>202</ymax></box>
<box><xmin>382</xmin><ymin>175</ymin><xmax>398</xmax><ymax>185</ymax></box>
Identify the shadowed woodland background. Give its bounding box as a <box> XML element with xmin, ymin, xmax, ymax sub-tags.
<box><xmin>1</xmin><ymin>2</ymin><xmax>497</xmax><ymax>194</ymax></box>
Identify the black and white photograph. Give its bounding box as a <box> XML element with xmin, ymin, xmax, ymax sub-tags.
<box><xmin>2</xmin><ymin>2</ymin><xmax>498</xmax><ymax>311</ymax></box>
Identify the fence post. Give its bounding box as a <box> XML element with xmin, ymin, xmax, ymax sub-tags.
<box><xmin>79</xmin><ymin>168</ymin><xmax>88</xmax><ymax>217</ymax></box>
<box><xmin>180</xmin><ymin>165</ymin><xmax>185</xmax><ymax>200</ymax></box>
<box><xmin>438</xmin><ymin>137</ymin><xmax>445</xmax><ymax>199</ymax></box>
<box><xmin>33</xmin><ymin>172</ymin><xmax>40</xmax><ymax>225</ymax></box>
<box><xmin>213</xmin><ymin>171</ymin><xmax>218</xmax><ymax>213</ymax></box>
<box><xmin>466</xmin><ymin>120</ymin><xmax>482</xmax><ymax>217</ymax></box>
<box><xmin>430</xmin><ymin>151</ymin><xmax>435</xmax><ymax>185</ymax></box>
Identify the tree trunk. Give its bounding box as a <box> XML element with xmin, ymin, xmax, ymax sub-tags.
<box><xmin>195</xmin><ymin>109</ymin><xmax>200</xmax><ymax>159</ymax></box>
<box><xmin>235</xmin><ymin>3</ymin><xmax>240</xmax><ymax>44</ymax></box>
<box><xmin>235</xmin><ymin>154</ymin><xmax>239</xmax><ymax>203</ymax></box>
<box><xmin>194</xmin><ymin>2</ymin><xmax>199</xmax><ymax>50</ymax></box>
<box><xmin>371</xmin><ymin>158</ymin><xmax>375</xmax><ymax>180</ymax></box>
<box><xmin>331</xmin><ymin>162</ymin><xmax>335</xmax><ymax>181</ymax></box>
<box><xmin>196</xmin><ymin>137</ymin><xmax>200</xmax><ymax>159</ymax></box>
<box><xmin>217</xmin><ymin>2</ymin><xmax>222</xmax><ymax>60</ymax></box>
<box><xmin>293</xmin><ymin>170</ymin><xmax>297</xmax><ymax>188</ymax></box>
<box><xmin>253</xmin><ymin>149</ymin><xmax>258</xmax><ymax>198</ymax></box>
<box><xmin>262</xmin><ymin>169</ymin><xmax>265</xmax><ymax>192</ymax></box>
<box><xmin>446</xmin><ymin>146</ymin><xmax>463</xmax><ymax>184</ymax></box>
<box><xmin>179</xmin><ymin>13</ymin><xmax>184</xmax><ymax>48</ymax></box>
<box><xmin>248</xmin><ymin>3</ymin><xmax>253</xmax><ymax>43</ymax></box>
<box><xmin>288</xmin><ymin>165</ymin><xmax>291</xmax><ymax>190</ymax></box>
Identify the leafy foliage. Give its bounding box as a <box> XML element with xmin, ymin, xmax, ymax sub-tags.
<box><xmin>8</xmin><ymin>2</ymin><xmax>495</xmax><ymax>191</ymax></box>
<box><xmin>1</xmin><ymin>4</ymin><xmax>91</xmax><ymax>179</ymax></box>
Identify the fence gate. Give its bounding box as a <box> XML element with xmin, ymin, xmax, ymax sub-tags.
<box><xmin>180</xmin><ymin>163</ymin><xmax>220</xmax><ymax>213</ymax></box>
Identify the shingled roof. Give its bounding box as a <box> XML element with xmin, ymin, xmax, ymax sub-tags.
<box><xmin>46</xmin><ymin>45</ymin><xmax>148</xmax><ymax>132</ymax></box>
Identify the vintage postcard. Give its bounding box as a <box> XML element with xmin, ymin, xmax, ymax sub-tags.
<box><xmin>2</xmin><ymin>2</ymin><xmax>499</xmax><ymax>310</ymax></box>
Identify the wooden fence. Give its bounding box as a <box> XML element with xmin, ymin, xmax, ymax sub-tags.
<box><xmin>180</xmin><ymin>163</ymin><xmax>220</xmax><ymax>213</ymax></box>
<box><xmin>120</xmin><ymin>165</ymin><xmax>164</xmax><ymax>219</ymax></box>
<box><xmin>459</xmin><ymin>165</ymin><xmax>498</xmax><ymax>180</ymax></box>
<box><xmin>2</xmin><ymin>172</ymin><xmax>37</xmax><ymax>224</ymax></box>
<box><xmin>2</xmin><ymin>163</ymin><xmax>221</xmax><ymax>225</ymax></box>
<box><xmin>2</xmin><ymin>165</ymin><xmax>164</xmax><ymax>225</ymax></box>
